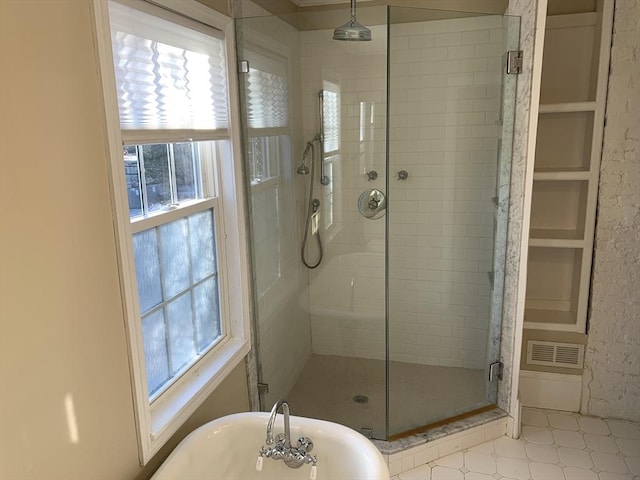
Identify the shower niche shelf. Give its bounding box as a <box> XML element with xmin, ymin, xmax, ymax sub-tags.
<box><xmin>525</xmin><ymin>1</ymin><xmax>613</xmax><ymax>334</ymax></box>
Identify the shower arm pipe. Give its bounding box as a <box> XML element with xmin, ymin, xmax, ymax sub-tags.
<box><xmin>317</xmin><ymin>90</ymin><xmax>329</xmax><ymax>186</ymax></box>
<box><xmin>349</xmin><ymin>0</ymin><xmax>357</xmax><ymax>22</ymax></box>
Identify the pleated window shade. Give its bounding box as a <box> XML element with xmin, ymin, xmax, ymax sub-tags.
<box><xmin>109</xmin><ymin>1</ymin><xmax>229</xmax><ymax>131</ymax></box>
<box><xmin>245</xmin><ymin>52</ymin><xmax>289</xmax><ymax>129</ymax></box>
<box><xmin>323</xmin><ymin>87</ymin><xmax>340</xmax><ymax>153</ymax></box>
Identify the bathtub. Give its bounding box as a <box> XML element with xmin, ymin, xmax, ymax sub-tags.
<box><xmin>151</xmin><ymin>412</ymin><xmax>389</xmax><ymax>479</ymax></box>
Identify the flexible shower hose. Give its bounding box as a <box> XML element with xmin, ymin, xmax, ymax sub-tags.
<box><xmin>301</xmin><ymin>141</ymin><xmax>323</xmax><ymax>269</ymax></box>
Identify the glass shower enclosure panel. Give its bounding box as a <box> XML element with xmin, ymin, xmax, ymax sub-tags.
<box><xmin>235</xmin><ymin>6</ymin><xmax>390</xmax><ymax>440</ymax></box>
<box><xmin>386</xmin><ymin>7</ymin><xmax>520</xmax><ymax>437</ymax></box>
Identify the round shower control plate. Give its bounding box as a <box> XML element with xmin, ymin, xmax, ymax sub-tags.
<box><xmin>358</xmin><ymin>189</ymin><xmax>386</xmax><ymax>219</ymax></box>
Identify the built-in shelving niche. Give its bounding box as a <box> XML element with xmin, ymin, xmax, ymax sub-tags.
<box><xmin>530</xmin><ymin>180</ymin><xmax>588</xmax><ymax>246</ymax></box>
<box><xmin>540</xmin><ymin>12</ymin><xmax>604</xmax><ymax>104</ymax></box>
<box><xmin>525</xmin><ymin>247</ymin><xmax>583</xmax><ymax>330</ymax></box>
<box><xmin>534</xmin><ymin>111</ymin><xmax>595</xmax><ymax>175</ymax></box>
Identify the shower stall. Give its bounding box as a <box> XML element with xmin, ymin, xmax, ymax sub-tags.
<box><xmin>235</xmin><ymin>3</ymin><xmax>520</xmax><ymax>441</ymax></box>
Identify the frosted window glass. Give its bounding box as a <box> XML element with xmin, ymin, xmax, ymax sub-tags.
<box><xmin>252</xmin><ymin>186</ymin><xmax>280</xmax><ymax>295</ymax></box>
<box><xmin>189</xmin><ymin>210</ymin><xmax>216</xmax><ymax>282</ymax></box>
<box><xmin>160</xmin><ymin>218</ymin><xmax>190</xmax><ymax>298</ymax></box>
<box><xmin>133</xmin><ymin>229</ymin><xmax>163</xmax><ymax>314</ymax></box>
<box><xmin>323</xmin><ymin>88</ymin><xmax>340</xmax><ymax>153</ymax></box>
<box><xmin>166</xmin><ymin>293</ymin><xmax>196</xmax><ymax>373</ymax></box>
<box><xmin>142</xmin><ymin>309</ymin><xmax>169</xmax><ymax>395</ymax></box>
<box><xmin>194</xmin><ymin>277</ymin><xmax>220</xmax><ymax>351</ymax></box>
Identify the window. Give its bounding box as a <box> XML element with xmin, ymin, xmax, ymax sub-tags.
<box><xmin>322</xmin><ymin>80</ymin><xmax>341</xmax><ymax>231</ymax></box>
<box><xmin>242</xmin><ymin>47</ymin><xmax>291</xmax><ymax>296</ymax></box>
<box><xmin>95</xmin><ymin>0</ymin><xmax>250</xmax><ymax>462</ymax></box>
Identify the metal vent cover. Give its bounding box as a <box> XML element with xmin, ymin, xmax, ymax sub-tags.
<box><xmin>526</xmin><ymin>340</ymin><xmax>584</xmax><ymax>369</ymax></box>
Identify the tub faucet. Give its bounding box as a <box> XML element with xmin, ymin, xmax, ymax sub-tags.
<box><xmin>258</xmin><ymin>400</ymin><xmax>317</xmax><ymax>474</ymax></box>
<box><xmin>266</xmin><ymin>399</ymin><xmax>291</xmax><ymax>448</ymax></box>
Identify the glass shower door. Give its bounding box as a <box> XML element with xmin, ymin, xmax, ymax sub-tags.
<box><xmin>235</xmin><ymin>6</ymin><xmax>391</xmax><ymax>440</ymax></box>
<box><xmin>386</xmin><ymin>7</ymin><xmax>520</xmax><ymax>437</ymax></box>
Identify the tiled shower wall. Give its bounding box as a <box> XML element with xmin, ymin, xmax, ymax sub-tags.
<box><xmin>301</xmin><ymin>23</ymin><xmax>388</xmax><ymax>359</ymax></box>
<box><xmin>301</xmin><ymin>15</ymin><xmax>506</xmax><ymax>369</ymax></box>
<box><xmin>387</xmin><ymin>16</ymin><xmax>504</xmax><ymax>369</ymax></box>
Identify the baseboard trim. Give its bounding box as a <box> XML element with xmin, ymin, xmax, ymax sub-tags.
<box><xmin>519</xmin><ymin>370</ymin><xmax>582</xmax><ymax>411</ymax></box>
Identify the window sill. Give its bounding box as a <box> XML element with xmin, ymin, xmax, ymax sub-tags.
<box><xmin>144</xmin><ymin>337</ymin><xmax>251</xmax><ymax>461</ymax></box>
<box><xmin>250</xmin><ymin>176</ymin><xmax>279</xmax><ymax>193</ymax></box>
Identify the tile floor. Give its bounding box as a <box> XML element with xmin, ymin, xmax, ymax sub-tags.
<box><xmin>391</xmin><ymin>407</ymin><xmax>640</xmax><ymax>480</ymax></box>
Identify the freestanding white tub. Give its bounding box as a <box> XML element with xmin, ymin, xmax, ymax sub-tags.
<box><xmin>151</xmin><ymin>412</ymin><xmax>389</xmax><ymax>480</ymax></box>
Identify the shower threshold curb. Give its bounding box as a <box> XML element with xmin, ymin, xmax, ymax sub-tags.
<box><xmin>372</xmin><ymin>407</ymin><xmax>507</xmax><ymax>455</ymax></box>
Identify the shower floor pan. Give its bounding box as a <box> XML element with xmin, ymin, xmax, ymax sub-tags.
<box><xmin>286</xmin><ymin>354</ymin><xmax>495</xmax><ymax>440</ymax></box>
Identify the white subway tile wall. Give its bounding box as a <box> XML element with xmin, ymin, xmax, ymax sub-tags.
<box><xmin>301</xmin><ymin>15</ymin><xmax>505</xmax><ymax>369</ymax></box>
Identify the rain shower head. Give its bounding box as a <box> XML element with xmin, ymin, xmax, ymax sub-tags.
<box><xmin>333</xmin><ymin>0</ymin><xmax>371</xmax><ymax>42</ymax></box>
<box><xmin>297</xmin><ymin>164</ymin><xmax>310</xmax><ymax>175</ymax></box>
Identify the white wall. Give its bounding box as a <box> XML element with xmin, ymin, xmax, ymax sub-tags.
<box><xmin>300</xmin><ymin>15</ymin><xmax>507</xmax><ymax>369</ymax></box>
<box><xmin>581</xmin><ymin>0</ymin><xmax>640</xmax><ymax>423</ymax></box>
<box><xmin>0</xmin><ymin>2</ymin><xmax>249</xmax><ymax>479</ymax></box>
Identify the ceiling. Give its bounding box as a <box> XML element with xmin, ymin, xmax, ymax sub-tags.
<box><xmin>249</xmin><ymin>0</ymin><xmax>512</xmax><ymax>31</ymax></box>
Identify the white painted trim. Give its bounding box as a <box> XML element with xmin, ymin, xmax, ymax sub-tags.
<box><xmin>507</xmin><ymin>396</ymin><xmax>522</xmax><ymax>438</ymax></box>
<box><xmin>91</xmin><ymin>0</ymin><xmax>151</xmax><ymax>462</ymax></box>
<box><xmin>538</xmin><ymin>101</ymin><xmax>597</xmax><ymax>113</ymax></box>
<box><xmin>292</xmin><ymin>0</ymin><xmax>374</xmax><ymax>5</ymax></box>
<box><xmin>519</xmin><ymin>370</ymin><xmax>582</xmax><ymax>411</ymax></box>
<box><xmin>91</xmin><ymin>0</ymin><xmax>252</xmax><ymax>464</ymax></box>
<box><xmin>576</xmin><ymin>0</ymin><xmax>614</xmax><ymax>333</ymax></box>
<box><xmin>545</xmin><ymin>11</ymin><xmax>597</xmax><ymax>28</ymax></box>
<box><xmin>508</xmin><ymin>0</ymin><xmax>548</xmax><ymax>420</ymax></box>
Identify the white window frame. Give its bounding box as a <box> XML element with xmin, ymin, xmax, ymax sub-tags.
<box><xmin>92</xmin><ymin>0</ymin><xmax>251</xmax><ymax>463</ymax></box>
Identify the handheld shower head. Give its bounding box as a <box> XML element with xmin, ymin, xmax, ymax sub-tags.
<box><xmin>297</xmin><ymin>141</ymin><xmax>314</xmax><ymax>175</ymax></box>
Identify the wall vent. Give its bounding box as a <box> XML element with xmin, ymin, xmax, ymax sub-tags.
<box><xmin>526</xmin><ymin>341</ymin><xmax>584</xmax><ymax>369</ymax></box>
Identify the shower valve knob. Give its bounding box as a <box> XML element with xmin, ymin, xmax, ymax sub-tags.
<box><xmin>368</xmin><ymin>198</ymin><xmax>379</xmax><ymax>210</ymax></box>
<box><xmin>397</xmin><ymin>170</ymin><xmax>408</xmax><ymax>180</ymax></box>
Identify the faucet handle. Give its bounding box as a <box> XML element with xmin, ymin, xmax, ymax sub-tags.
<box><xmin>297</xmin><ymin>437</ymin><xmax>314</xmax><ymax>453</ymax></box>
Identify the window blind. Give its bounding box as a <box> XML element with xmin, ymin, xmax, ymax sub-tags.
<box><xmin>323</xmin><ymin>87</ymin><xmax>340</xmax><ymax>153</ymax></box>
<box><xmin>109</xmin><ymin>1</ymin><xmax>229</xmax><ymax>131</ymax></box>
<box><xmin>245</xmin><ymin>52</ymin><xmax>289</xmax><ymax>129</ymax></box>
